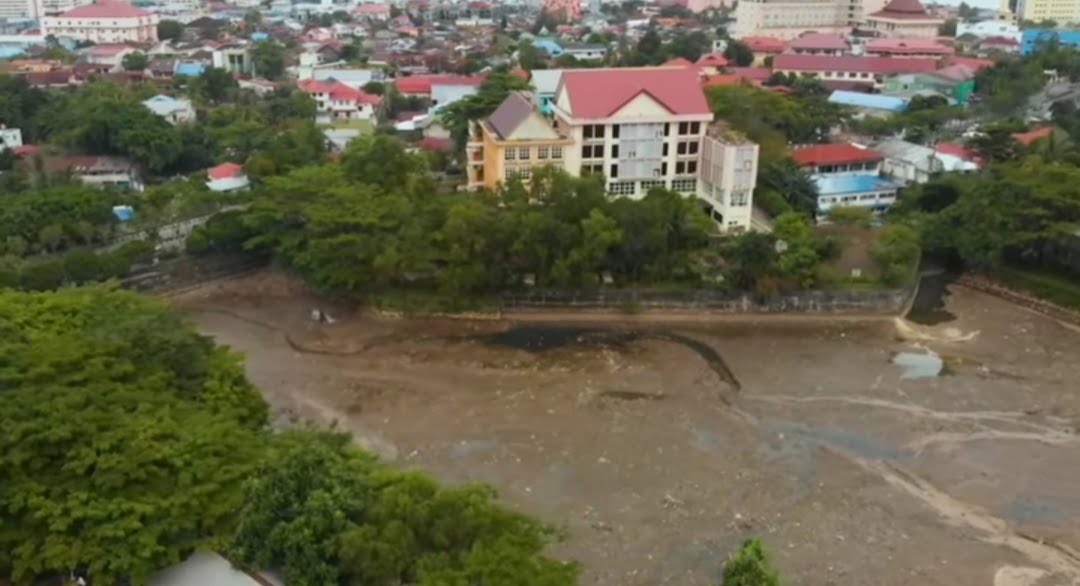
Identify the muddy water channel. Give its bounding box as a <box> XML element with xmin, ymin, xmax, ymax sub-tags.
<box><xmin>179</xmin><ymin>272</ymin><xmax>1080</xmax><ymax>586</ymax></box>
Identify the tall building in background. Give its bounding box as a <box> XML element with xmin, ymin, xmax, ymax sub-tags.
<box><xmin>542</xmin><ymin>0</ymin><xmax>581</xmax><ymax>21</ymax></box>
<box><xmin>33</xmin><ymin>0</ymin><xmax>92</xmax><ymax>16</ymax></box>
<box><xmin>1014</xmin><ymin>0</ymin><xmax>1080</xmax><ymax>25</ymax></box>
<box><xmin>731</xmin><ymin>0</ymin><xmax>856</xmax><ymax>39</ymax></box>
<box><xmin>0</xmin><ymin>0</ymin><xmax>35</xmax><ymax>19</ymax></box>
<box><xmin>42</xmin><ymin>0</ymin><xmax>158</xmax><ymax>42</ymax></box>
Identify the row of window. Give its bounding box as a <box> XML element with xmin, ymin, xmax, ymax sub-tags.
<box><xmin>817</xmin><ymin>162</ymin><xmax>878</xmax><ymax>173</ymax></box>
<box><xmin>585</xmin><ymin>160</ymin><xmax>698</xmax><ymax>180</ymax></box>
<box><xmin>604</xmin><ymin>178</ymin><xmax>700</xmax><ymax>196</ymax></box>
<box><xmin>819</xmin><ymin>192</ymin><xmax>896</xmax><ymax>204</ymax></box>
<box><xmin>583</xmin><ymin>123</ymin><xmax>704</xmax><ymax>141</ymax></box>
<box><xmin>581</xmin><ymin>141</ymin><xmax>700</xmax><ymax>160</ymax></box>
<box><xmin>504</xmin><ymin>145</ymin><xmax>564</xmax><ymax>161</ymax></box>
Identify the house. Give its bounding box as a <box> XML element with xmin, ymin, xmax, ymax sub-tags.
<box><xmin>37</xmin><ymin>155</ymin><xmax>143</xmax><ymax>190</ymax></box>
<box><xmin>956</xmin><ymin>19</ymin><xmax>1021</xmax><ymax>41</ymax></box>
<box><xmin>864</xmin><ymin>0</ymin><xmax>944</xmax><ymax>39</ymax></box>
<box><xmin>81</xmin><ymin>44</ymin><xmax>137</xmax><ymax>70</ymax></box>
<box><xmin>1021</xmin><ymin>29</ymin><xmax>1080</xmax><ymax>55</ymax></box>
<box><xmin>874</xmin><ymin>138</ymin><xmax>943</xmax><ymax>184</ymax></box>
<box><xmin>206</xmin><ymin>162</ymin><xmax>250</xmax><ymax>192</ymax></box>
<box><xmin>560</xmin><ymin>43</ymin><xmax>607</xmax><ymax>61</ymax></box>
<box><xmin>353</xmin><ymin>2</ymin><xmax>391</xmax><ymax>21</ymax></box>
<box><xmin>394</xmin><ymin>74</ymin><xmax>483</xmax><ymax>98</ymax></box>
<box><xmin>813</xmin><ymin>174</ymin><xmax>900</xmax><ymax>218</ymax></box>
<box><xmin>933</xmin><ymin>142</ymin><xmax>981</xmax><ymax>172</ymax></box>
<box><xmin>299</xmin><ymin>78</ymin><xmax>381</xmax><ymax>122</ymax></box>
<box><xmin>1012</xmin><ymin>126</ymin><xmax>1054</xmax><ymax>146</ymax></box>
<box><xmin>142</xmin><ymin>94</ymin><xmax>196</xmax><ymax>124</ymax></box>
<box><xmin>531</xmin><ymin>37</ymin><xmax>564</xmax><ymax>57</ymax></box>
<box><xmin>466</xmin><ymin>90</ymin><xmax>575</xmax><ymax>189</ymax></box>
<box><xmin>978</xmin><ymin>36</ymin><xmax>1020</xmax><ymax>53</ymax></box>
<box><xmin>792</xmin><ymin>142</ymin><xmax>884</xmax><ymax>175</ymax></box>
<box><xmin>882</xmin><ymin>64</ymin><xmax>977</xmax><ymax>104</ymax></box>
<box><xmin>863</xmin><ymin>37</ymin><xmax>954</xmax><ymax>58</ymax></box>
<box><xmin>696</xmin><ymin>52</ymin><xmax>729</xmax><ymax>75</ymax></box>
<box><xmin>739</xmin><ymin>36</ymin><xmax>787</xmax><ymax>65</ymax></box>
<box><xmin>0</xmin><ymin>126</ymin><xmax>23</xmax><ymax>151</ymax></box>
<box><xmin>211</xmin><ymin>44</ymin><xmax>253</xmax><ymax>74</ymax></box>
<box><xmin>787</xmin><ymin>32</ymin><xmax>849</xmax><ymax>56</ymax></box>
<box><xmin>43</xmin><ymin>1</ymin><xmax>159</xmax><ymax>43</ymax></box>
<box><xmin>772</xmin><ymin>54</ymin><xmax>939</xmax><ymax>88</ymax></box>
<box><xmin>543</xmin><ymin>0</ymin><xmax>581</xmax><ymax>21</ymax></box>
<box><xmin>431</xmin><ymin>77</ymin><xmax>483</xmax><ymax>108</ymax></box>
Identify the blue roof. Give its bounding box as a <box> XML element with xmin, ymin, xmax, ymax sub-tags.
<box><xmin>532</xmin><ymin>38</ymin><xmax>563</xmax><ymax>56</ymax></box>
<box><xmin>828</xmin><ymin>91</ymin><xmax>907</xmax><ymax>112</ymax></box>
<box><xmin>112</xmin><ymin>205</ymin><xmax>135</xmax><ymax>222</ymax></box>
<box><xmin>1021</xmin><ymin>29</ymin><xmax>1080</xmax><ymax>54</ymax></box>
<box><xmin>814</xmin><ymin>174</ymin><xmax>900</xmax><ymax>196</ymax></box>
<box><xmin>175</xmin><ymin>62</ymin><xmax>207</xmax><ymax>77</ymax></box>
<box><xmin>251</xmin><ymin>31</ymin><xmax>269</xmax><ymax>41</ymax></box>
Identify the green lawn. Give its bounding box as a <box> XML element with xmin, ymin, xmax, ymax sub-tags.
<box><xmin>320</xmin><ymin>118</ymin><xmax>374</xmax><ymax>132</ymax></box>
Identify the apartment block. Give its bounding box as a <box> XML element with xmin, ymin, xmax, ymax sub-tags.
<box><xmin>1014</xmin><ymin>0</ymin><xmax>1080</xmax><ymax>25</ymax></box>
<box><xmin>731</xmin><ymin>0</ymin><xmax>856</xmax><ymax>40</ymax></box>
<box><xmin>467</xmin><ymin>68</ymin><xmax>759</xmax><ymax>232</ymax></box>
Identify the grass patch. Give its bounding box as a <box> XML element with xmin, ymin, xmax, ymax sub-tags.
<box><xmin>320</xmin><ymin>118</ymin><xmax>375</xmax><ymax>132</ymax></box>
<box><xmin>994</xmin><ymin>265</ymin><xmax>1080</xmax><ymax>310</ymax></box>
<box><xmin>372</xmin><ymin>290</ymin><xmax>501</xmax><ymax>315</ymax></box>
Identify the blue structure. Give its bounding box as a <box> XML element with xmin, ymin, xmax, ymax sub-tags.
<box><xmin>1021</xmin><ymin>29</ymin><xmax>1080</xmax><ymax>55</ymax></box>
<box><xmin>175</xmin><ymin>62</ymin><xmax>207</xmax><ymax>77</ymax></box>
<box><xmin>251</xmin><ymin>31</ymin><xmax>270</xmax><ymax>41</ymax></box>
<box><xmin>813</xmin><ymin>174</ymin><xmax>900</xmax><ymax>218</ymax></box>
<box><xmin>827</xmin><ymin>91</ymin><xmax>908</xmax><ymax>113</ymax></box>
<box><xmin>531</xmin><ymin>38</ymin><xmax>564</xmax><ymax>57</ymax></box>
<box><xmin>112</xmin><ymin>205</ymin><xmax>135</xmax><ymax>222</ymax></box>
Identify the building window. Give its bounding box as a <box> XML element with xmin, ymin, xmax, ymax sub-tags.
<box><xmin>662</xmin><ymin>143</ymin><xmax>669</xmax><ymax>156</ymax></box>
<box><xmin>551</xmin><ymin>146</ymin><xmax>563</xmax><ymax>159</ymax></box>
<box><xmin>584</xmin><ymin>124</ymin><xmax>605</xmax><ymax>139</ymax></box>
<box><xmin>611</xmin><ymin>145</ymin><xmax>619</xmax><ymax>158</ymax></box>
<box><xmin>610</xmin><ymin>164</ymin><xmax>618</xmax><ymax>178</ymax></box>
<box><xmin>688</xmin><ymin>141</ymin><xmax>699</xmax><ymax>155</ymax></box>
<box><xmin>584</xmin><ymin>164</ymin><xmax>603</xmax><ymax>174</ymax></box>
<box><xmin>611</xmin><ymin>124</ymin><xmax>620</xmax><ymax>139</ymax></box>
<box><xmin>640</xmin><ymin>179</ymin><xmax>665</xmax><ymax>191</ymax></box>
<box><xmin>678</xmin><ymin>122</ymin><xmax>689</xmax><ymax>135</ymax></box>
<box><xmin>661</xmin><ymin>162</ymin><xmax>668</xmax><ymax>175</ymax></box>
<box><xmin>672</xmin><ymin>178</ymin><xmax>697</xmax><ymax>192</ymax></box>
<box><xmin>608</xmin><ymin>181</ymin><xmax>636</xmax><ymax>195</ymax></box>
<box><xmin>506</xmin><ymin>167</ymin><xmax>517</xmax><ymax>178</ymax></box>
<box><xmin>520</xmin><ymin>166</ymin><xmax>532</xmax><ymax>179</ymax></box>
<box><xmin>664</xmin><ymin>123</ymin><xmax>670</xmax><ymax>137</ymax></box>
<box><xmin>690</xmin><ymin>122</ymin><xmax>701</xmax><ymax>134</ymax></box>
<box><xmin>519</xmin><ymin>147</ymin><xmax>530</xmax><ymax>160</ymax></box>
<box><xmin>582</xmin><ymin>144</ymin><xmax>601</xmax><ymax>159</ymax></box>
<box><xmin>537</xmin><ymin>146</ymin><xmax>550</xmax><ymax>160</ymax></box>
<box><xmin>687</xmin><ymin>161</ymin><xmax>698</xmax><ymax>174</ymax></box>
<box><xmin>732</xmin><ymin>190</ymin><xmax>749</xmax><ymax>206</ymax></box>
<box><xmin>505</xmin><ymin>149</ymin><xmax>516</xmax><ymax>161</ymax></box>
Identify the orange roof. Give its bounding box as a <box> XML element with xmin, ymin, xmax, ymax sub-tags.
<box><xmin>1012</xmin><ymin>126</ymin><xmax>1053</xmax><ymax>146</ymax></box>
<box><xmin>662</xmin><ymin>57</ymin><xmax>694</xmax><ymax>67</ymax></box>
<box><xmin>792</xmin><ymin>143</ymin><xmax>883</xmax><ymax>166</ymax></box>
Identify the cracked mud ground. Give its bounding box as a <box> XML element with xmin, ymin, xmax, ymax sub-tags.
<box><xmin>177</xmin><ymin>273</ymin><xmax>1080</xmax><ymax>586</ymax></box>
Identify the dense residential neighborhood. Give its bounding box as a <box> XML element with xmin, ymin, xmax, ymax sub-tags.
<box><xmin>2</xmin><ymin>0</ymin><xmax>1080</xmax><ymax>583</ymax></box>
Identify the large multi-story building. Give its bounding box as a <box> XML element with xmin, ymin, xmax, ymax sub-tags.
<box><xmin>32</xmin><ymin>0</ymin><xmax>91</xmax><ymax>17</ymax></box>
<box><xmin>1014</xmin><ymin>0</ymin><xmax>1080</xmax><ymax>25</ymax></box>
<box><xmin>0</xmin><ymin>0</ymin><xmax>35</xmax><ymax>20</ymax></box>
<box><xmin>731</xmin><ymin>0</ymin><xmax>857</xmax><ymax>39</ymax></box>
<box><xmin>864</xmin><ymin>0</ymin><xmax>944</xmax><ymax>38</ymax></box>
<box><xmin>542</xmin><ymin>0</ymin><xmax>581</xmax><ymax>21</ymax></box>
<box><xmin>467</xmin><ymin>68</ymin><xmax>760</xmax><ymax>232</ymax></box>
<box><xmin>42</xmin><ymin>1</ymin><xmax>158</xmax><ymax>43</ymax></box>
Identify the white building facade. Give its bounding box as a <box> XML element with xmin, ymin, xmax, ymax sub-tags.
<box><xmin>43</xmin><ymin>1</ymin><xmax>159</xmax><ymax>44</ymax></box>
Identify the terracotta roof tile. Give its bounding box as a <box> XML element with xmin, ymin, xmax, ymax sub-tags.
<box><xmin>558</xmin><ymin>68</ymin><xmax>710</xmax><ymax>118</ymax></box>
<box><xmin>60</xmin><ymin>1</ymin><xmax>150</xmax><ymax>18</ymax></box>
<box><xmin>773</xmin><ymin>54</ymin><xmax>939</xmax><ymax>74</ymax></box>
<box><xmin>792</xmin><ymin>143</ymin><xmax>883</xmax><ymax>166</ymax></box>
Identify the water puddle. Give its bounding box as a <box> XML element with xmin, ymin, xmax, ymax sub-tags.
<box><xmin>892</xmin><ymin>348</ymin><xmax>945</xmax><ymax>379</ymax></box>
<box><xmin>599</xmin><ymin>389</ymin><xmax>666</xmax><ymax>401</ymax></box>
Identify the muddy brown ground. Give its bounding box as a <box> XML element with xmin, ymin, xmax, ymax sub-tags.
<box><xmin>175</xmin><ymin>272</ymin><xmax>1080</xmax><ymax>586</ymax></box>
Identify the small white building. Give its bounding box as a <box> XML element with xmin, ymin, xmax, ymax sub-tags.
<box><xmin>143</xmin><ymin>94</ymin><xmax>196</xmax><ymax>124</ymax></box>
<box><xmin>0</xmin><ymin>127</ymin><xmax>24</xmax><ymax>151</ymax></box>
<box><xmin>874</xmin><ymin>138</ymin><xmax>943</xmax><ymax>184</ymax></box>
<box><xmin>211</xmin><ymin>44</ymin><xmax>253</xmax><ymax>75</ymax></box>
<box><xmin>298</xmin><ymin>78</ymin><xmax>381</xmax><ymax>122</ymax></box>
<box><xmin>697</xmin><ymin>124</ymin><xmax>759</xmax><ymax>233</ymax></box>
<box><xmin>956</xmin><ymin>19</ymin><xmax>1022</xmax><ymax>41</ymax></box>
<box><xmin>43</xmin><ymin>0</ymin><xmax>158</xmax><ymax>43</ymax></box>
<box><xmin>206</xmin><ymin>162</ymin><xmax>250</xmax><ymax>192</ymax></box>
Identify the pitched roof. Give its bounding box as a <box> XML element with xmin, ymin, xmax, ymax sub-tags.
<box><xmin>727</xmin><ymin>66</ymin><xmax>772</xmax><ymax>81</ymax></box>
<box><xmin>789</xmin><ymin>33</ymin><xmax>849</xmax><ymax>51</ymax></box>
<box><xmin>558</xmin><ymin>68</ymin><xmax>710</xmax><ymax>118</ymax></box>
<box><xmin>740</xmin><ymin>36</ymin><xmax>787</xmax><ymax>53</ymax></box>
<box><xmin>792</xmin><ymin>143</ymin><xmax>883</xmax><ymax>166</ymax></box>
<box><xmin>60</xmin><ymin>0</ymin><xmax>150</xmax><ymax>18</ymax></box>
<box><xmin>298</xmin><ymin>79</ymin><xmax>381</xmax><ymax>104</ymax></box>
<box><xmin>946</xmin><ymin>56</ymin><xmax>994</xmax><ymax>71</ymax></box>
<box><xmin>394</xmin><ymin>74</ymin><xmax>484</xmax><ymax>94</ymax></box>
<box><xmin>696</xmin><ymin>52</ymin><xmax>729</xmax><ymax>67</ymax></box>
<box><xmin>864</xmin><ymin>37</ymin><xmax>954</xmax><ymax>55</ymax></box>
<box><xmin>487</xmin><ymin>91</ymin><xmax>535</xmax><ymax>139</ymax></box>
<box><xmin>662</xmin><ymin>57</ymin><xmax>694</xmax><ymax>67</ymax></box>
<box><xmin>773</xmin><ymin>54</ymin><xmax>939</xmax><ymax>75</ymax></box>
<box><xmin>208</xmin><ymin>162</ymin><xmax>244</xmax><ymax>179</ymax></box>
<box><xmin>870</xmin><ymin>0</ymin><xmax>937</xmax><ymax>19</ymax></box>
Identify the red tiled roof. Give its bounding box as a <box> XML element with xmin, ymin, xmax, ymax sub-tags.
<box><xmin>946</xmin><ymin>56</ymin><xmax>994</xmax><ymax>71</ymax></box>
<box><xmin>353</xmin><ymin>3</ymin><xmax>390</xmax><ymax>13</ymax></box>
<box><xmin>864</xmin><ymin>37</ymin><xmax>954</xmax><ymax>55</ymax></box>
<box><xmin>792</xmin><ymin>143</ymin><xmax>883</xmax><ymax>166</ymax></box>
<box><xmin>870</xmin><ymin>0</ymin><xmax>934</xmax><ymax>17</ymax></box>
<box><xmin>773</xmin><ymin>54</ymin><xmax>939</xmax><ymax>74</ymax></box>
<box><xmin>740</xmin><ymin>36</ymin><xmax>787</xmax><ymax>53</ymax></box>
<box><xmin>394</xmin><ymin>74</ymin><xmax>484</xmax><ymax>94</ymax></box>
<box><xmin>558</xmin><ymin>68</ymin><xmax>710</xmax><ymax>118</ymax></box>
<box><xmin>12</xmin><ymin>144</ymin><xmax>40</xmax><ymax>156</ymax></box>
<box><xmin>696</xmin><ymin>52</ymin><xmax>729</xmax><ymax>67</ymax></box>
<box><xmin>208</xmin><ymin>162</ymin><xmax>244</xmax><ymax>179</ymax></box>
<box><xmin>417</xmin><ymin>136</ymin><xmax>453</xmax><ymax>151</ymax></box>
<box><xmin>662</xmin><ymin>57</ymin><xmax>694</xmax><ymax>67</ymax></box>
<box><xmin>789</xmin><ymin>33</ymin><xmax>849</xmax><ymax>51</ymax></box>
<box><xmin>703</xmin><ymin>74</ymin><xmax>760</xmax><ymax>87</ymax></box>
<box><xmin>298</xmin><ymin>79</ymin><xmax>381</xmax><ymax>104</ymax></box>
<box><xmin>935</xmin><ymin>142</ymin><xmax>981</xmax><ymax>164</ymax></box>
<box><xmin>1012</xmin><ymin>126</ymin><xmax>1053</xmax><ymax>146</ymax></box>
<box><xmin>60</xmin><ymin>0</ymin><xmax>150</xmax><ymax>18</ymax></box>
<box><xmin>727</xmin><ymin>66</ymin><xmax>772</xmax><ymax>81</ymax></box>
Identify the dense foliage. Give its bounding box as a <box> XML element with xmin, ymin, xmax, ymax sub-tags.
<box><xmin>0</xmin><ymin>287</ymin><xmax>578</xmax><ymax>586</ymax></box>
<box><xmin>721</xmin><ymin>539</ymin><xmax>781</xmax><ymax>586</ymax></box>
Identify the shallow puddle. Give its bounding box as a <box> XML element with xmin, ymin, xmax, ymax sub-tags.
<box><xmin>892</xmin><ymin>348</ymin><xmax>945</xmax><ymax>379</ymax></box>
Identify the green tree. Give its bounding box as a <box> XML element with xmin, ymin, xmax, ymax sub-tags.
<box><xmin>772</xmin><ymin>212</ymin><xmax>821</xmax><ymax>288</ymax></box>
<box><xmin>722</xmin><ymin>539</ymin><xmax>781</xmax><ymax>586</ymax></box>
<box><xmin>362</xmin><ymin>80</ymin><xmax>386</xmax><ymax>95</ymax></box>
<box><xmin>872</xmin><ymin>223</ymin><xmax>921</xmax><ymax>285</ymax></box>
<box><xmin>827</xmin><ymin>205</ymin><xmax>873</xmax><ymax>227</ymax></box>
<box><xmin>252</xmin><ymin>40</ymin><xmax>287</xmax><ymax>80</ymax></box>
<box><xmin>723</xmin><ymin>39</ymin><xmax>754</xmax><ymax>66</ymax></box>
<box><xmin>0</xmin><ymin>287</ymin><xmax>268</xmax><ymax>585</ymax></box>
<box><xmin>190</xmin><ymin>66</ymin><xmax>238</xmax><ymax>103</ymax></box>
<box><xmin>756</xmin><ymin>158</ymin><xmax>818</xmax><ymax>215</ymax></box>
<box><xmin>121</xmin><ymin>51</ymin><xmax>149</xmax><ymax>71</ymax></box>
<box><xmin>439</xmin><ymin>69</ymin><xmax>531</xmax><ymax>145</ymax></box>
<box><xmin>157</xmin><ymin>18</ymin><xmax>184</xmax><ymax>41</ymax></box>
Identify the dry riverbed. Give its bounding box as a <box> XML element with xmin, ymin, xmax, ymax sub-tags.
<box><xmin>175</xmin><ymin>272</ymin><xmax>1080</xmax><ymax>586</ymax></box>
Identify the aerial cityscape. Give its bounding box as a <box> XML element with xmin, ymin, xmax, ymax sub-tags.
<box><xmin>1</xmin><ymin>0</ymin><xmax>1079</xmax><ymax>582</ymax></box>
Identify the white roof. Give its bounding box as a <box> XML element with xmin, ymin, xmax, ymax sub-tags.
<box><xmin>148</xmin><ymin>552</ymin><xmax>281</xmax><ymax>586</ymax></box>
<box><xmin>529</xmin><ymin>68</ymin><xmax>563</xmax><ymax>95</ymax></box>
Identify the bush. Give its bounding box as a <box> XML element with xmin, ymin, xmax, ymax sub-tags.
<box><xmin>871</xmin><ymin>224</ymin><xmax>921</xmax><ymax>286</ymax></box>
<box><xmin>827</xmin><ymin>205</ymin><xmax>873</xmax><ymax>228</ymax></box>
<box><xmin>722</xmin><ymin>538</ymin><xmax>781</xmax><ymax>586</ymax></box>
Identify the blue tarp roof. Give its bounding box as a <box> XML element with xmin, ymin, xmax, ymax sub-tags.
<box><xmin>828</xmin><ymin>90</ymin><xmax>907</xmax><ymax>112</ymax></box>
<box><xmin>814</xmin><ymin>174</ymin><xmax>900</xmax><ymax>196</ymax></box>
<box><xmin>175</xmin><ymin>62</ymin><xmax>207</xmax><ymax>76</ymax></box>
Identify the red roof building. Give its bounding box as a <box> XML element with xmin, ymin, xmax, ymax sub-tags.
<box><xmin>555</xmin><ymin>67</ymin><xmax>711</xmax><ymax>118</ymax></box>
<box><xmin>299</xmin><ymin>79</ymin><xmax>381</xmax><ymax>105</ymax></box>
<box><xmin>696</xmin><ymin>52</ymin><xmax>730</xmax><ymax>69</ymax></box>
<box><xmin>865</xmin><ymin>0</ymin><xmax>944</xmax><ymax>39</ymax></box>
<box><xmin>946</xmin><ymin>56</ymin><xmax>995</xmax><ymax>71</ymax></box>
<box><xmin>792</xmin><ymin>143</ymin><xmax>883</xmax><ymax>174</ymax></box>
<box><xmin>787</xmin><ymin>33</ymin><xmax>850</xmax><ymax>55</ymax></box>
<box><xmin>394</xmin><ymin>74</ymin><xmax>485</xmax><ymax>96</ymax></box>
<box><xmin>740</xmin><ymin>36</ymin><xmax>787</xmax><ymax>54</ymax></box>
<box><xmin>864</xmin><ymin>37</ymin><xmax>954</xmax><ymax>58</ymax></box>
<box><xmin>662</xmin><ymin>57</ymin><xmax>694</xmax><ymax>67</ymax></box>
<box><xmin>727</xmin><ymin>67</ymin><xmax>773</xmax><ymax>82</ymax></box>
<box><xmin>773</xmin><ymin>54</ymin><xmax>939</xmax><ymax>86</ymax></box>
<box><xmin>703</xmin><ymin>74</ymin><xmax>762</xmax><ymax>87</ymax></box>
<box><xmin>207</xmin><ymin>162</ymin><xmax>245</xmax><ymax>180</ymax></box>
<box><xmin>43</xmin><ymin>1</ymin><xmax>158</xmax><ymax>44</ymax></box>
